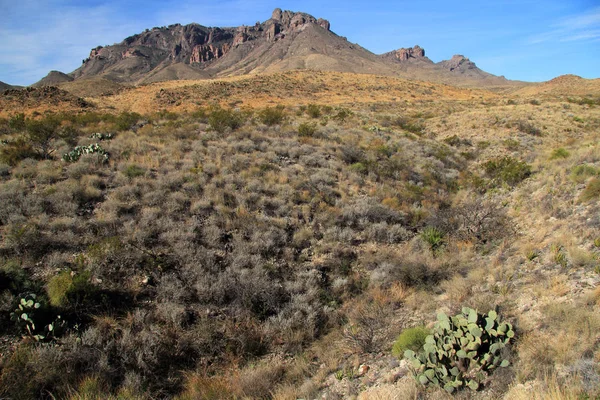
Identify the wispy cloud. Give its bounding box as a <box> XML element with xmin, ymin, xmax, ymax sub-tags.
<box><xmin>527</xmin><ymin>6</ymin><xmax>600</xmax><ymax>45</ymax></box>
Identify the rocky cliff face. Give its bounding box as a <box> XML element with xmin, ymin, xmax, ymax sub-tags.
<box><xmin>71</xmin><ymin>8</ymin><xmax>331</xmax><ymax>82</ymax></box>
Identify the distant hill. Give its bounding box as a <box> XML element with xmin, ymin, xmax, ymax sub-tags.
<box><xmin>32</xmin><ymin>70</ymin><xmax>74</xmax><ymax>87</ymax></box>
<box><xmin>34</xmin><ymin>8</ymin><xmax>522</xmax><ymax>89</ymax></box>
<box><xmin>515</xmin><ymin>74</ymin><xmax>600</xmax><ymax>97</ymax></box>
<box><xmin>0</xmin><ymin>81</ymin><xmax>15</xmax><ymax>90</ymax></box>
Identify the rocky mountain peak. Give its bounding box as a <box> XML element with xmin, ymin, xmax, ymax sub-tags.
<box><xmin>438</xmin><ymin>55</ymin><xmax>477</xmax><ymax>72</ymax></box>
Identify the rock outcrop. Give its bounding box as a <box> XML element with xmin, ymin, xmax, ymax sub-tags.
<box><xmin>384</xmin><ymin>45</ymin><xmax>427</xmax><ymax>62</ymax></box>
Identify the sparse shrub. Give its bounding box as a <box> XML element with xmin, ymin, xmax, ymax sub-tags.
<box><xmin>579</xmin><ymin>178</ymin><xmax>600</xmax><ymax>202</ymax></box>
<box><xmin>298</xmin><ymin>122</ymin><xmax>317</xmax><ymax>137</ymax></box>
<box><xmin>483</xmin><ymin>156</ymin><xmax>531</xmax><ymax>187</ymax></box>
<box><xmin>570</xmin><ymin>164</ymin><xmax>599</xmax><ymax>183</ymax></box>
<box><xmin>529</xmin><ymin>99</ymin><xmax>540</xmax><ymax>105</ymax></box>
<box><xmin>392</xmin><ymin>326</ymin><xmax>430</xmax><ymax>357</ymax></box>
<box><xmin>404</xmin><ymin>308</ymin><xmax>513</xmax><ymax>393</ymax></box>
<box><xmin>258</xmin><ymin>105</ymin><xmax>285</xmax><ymax>126</ymax></box>
<box><xmin>208</xmin><ymin>107</ymin><xmax>244</xmax><ymax>133</ymax></box>
<box><xmin>333</xmin><ymin>107</ymin><xmax>352</xmax><ymax>122</ymax></box>
<box><xmin>550</xmin><ymin>147</ymin><xmax>570</xmax><ymax>160</ymax></box>
<box><xmin>515</xmin><ymin>120</ymin><xmax>543</xmax><ymax>136</ymax></box>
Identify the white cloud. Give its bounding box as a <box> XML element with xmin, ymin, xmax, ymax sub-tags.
<box><xmin>526</xmin><ymin>6</ymin><xmax>600</xmax><ymax>45</ymax></box>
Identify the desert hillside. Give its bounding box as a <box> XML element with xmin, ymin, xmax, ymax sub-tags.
<box><xmin>0</xmin><ymin>69</ymin><xmax>599</xmax><ymax>399</ymax></box>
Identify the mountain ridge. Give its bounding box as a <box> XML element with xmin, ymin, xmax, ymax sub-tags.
<box><xmin>29</xmin><ymin>8</ymin><xmax>526</xmax><ymax>89</ymax></box>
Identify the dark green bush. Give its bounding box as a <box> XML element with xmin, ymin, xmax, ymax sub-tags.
<box><xmin>114</xmin><ymin>111</ymin><xmax>142</xmax><ymax>131</ymax></box>
<box><xmin>8</xmin><ymin>113</ymin><xmax>26</xmax><ymax>132</ymax></box>
<box><xmin>298</xmin><ymin>122</ymin><xmax>317</xmax><ymax>137</ymax></box>
<box><xmin>0</xmin><ymin>138</ymin><xmax>39</xmax><ymax>165</ymax></box>
<box><xmin>258</xmin><ymin>105</ymin><xmax>286</xmax><ymax>126</ymax></box>
<box><xmin>208</xmin><ymin>108</ymin><xmax>244</xmax><ymax>133</ymax></box>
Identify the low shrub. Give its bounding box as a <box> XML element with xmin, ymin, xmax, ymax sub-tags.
<box><xmin>515</xmin><ymin>120</ymin><xmax>542</xmax><ymax>136</ymax></box>
<box><xmin>0</xmin><ymin>138</ymin><xmax>39</xmax><ymax>165</ymax></box>
<box><xmin>306</xmin><ymin>104</ymin><xmax>322</xmax><ymax>118</ymax></box>
<box><xmin>580</xmin><ymin>178</ymin><xmax>600</xmax><ymax>202</ymax></box>
<box><xmin>258</xmin><ymin>105</ymin><xmax>286</xmax><ymax>126</ymax></box>
<box><xmin>298</xmin><ymin>122</ymin><xmax>317</xmax><ymax>137</ymax></box>
<box><xmin>208</xmin><ymin>107</ymin><xmax>244</xmax><ymax>133</ymax></box>
<box><xmin>550</xmin><ymin>147</ymin><xmax>570</xmax><ymax>160</ymax></box>
<box><xmin>483</xmin><ymin>156</ymin><xmax>531</xmax><ymax>187</ymax></box>
<box><xmin>122</xmin><ymin>164</ymin><xmax>146</xmax><ymax>179</ymax></box>
<box><xmin>392</xmin><ymin>326</ymin><xmax>430</xmax><ymax>357</ymax></box>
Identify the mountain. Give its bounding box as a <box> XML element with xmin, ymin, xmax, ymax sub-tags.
<box><xmin>32</xmin><ymin>70</ymin><xmax>74</xmax><ymax>87</ymax></box>
<box><xmin>45</xmin><ymin>8</ymin><xmax>523</xmax><ymax>88</ymax></box>
<box><xmin>0</xmin><ymin>81</ymin><xmax>13</xmax><ymax>91</ymax></box>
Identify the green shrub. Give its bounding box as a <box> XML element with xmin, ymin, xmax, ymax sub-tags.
<box><xmin>306</xmin><ymin>104</ymin><xmax>322</xmax><ymax>118</ymax></box>
<box><xmin>350</xmin><ymin>162</ymin><xmax>368</xmax><ymax>175</ymax></box>
<box><xmin>208</xmin><ymin>108</ymin><xmax>244</xmax><ymax>133</ymax></box>
<box><xmin>550</xmin><ymin>147</ymin><xmax>570</xmax><ymax>160</ymax></box>
<box><xmin>0</xmin><ymin>137</ymin><xmax>39</xmax><ymax>165</ymax></box>
<box><xmin>8</xmin><ymin>113</ymin><xmax>26</xmax><ymax>131</ymax></box>
<box><xmin>258</xmin><ymin>105</ymin><xmax>286</xmax><ymax>126</ymax></box>
<box><xmin>26</xmin><ymin>117</ymin><xmax>60</xmax><ymax>158</ymax></box>
<box><xmin>404</xmin><ymin>308</ymin><xmax>513</xmax><ymax>393</ymax></box>
<box><xmin>421</xmin><ymin>226</ymin><xmax>445</xmax><ymax>252</ymax></box>
<box><xmin>483</xmin><ymin>156</ymin><xmax>531</xmax><ymax>187</ymax></box>
<box><xmin>47</xmin><ymin>270</ymin><xmax>95</xmax><ymax>309</ymax></box>
<box><xmin>570</xmin><ymin>164</ymin><xmax>599</xmax><ymax>183</ymax></box>
<box><xmin>580</xmin><ymin>178</ymin><xmax>600</xmax><ymax>202</ymax></box>
<box><xmin>114</xmin><ymin>112</ymin><xmax>142</xmax><ymax>131</ymax></box>
<box><xmin>392</xmin><ymin>326</ymin><xmax>430</xmax><ymax>357</ymax></box>
<box><xmin>122</xmin><ymin>164</ymin><xmax>146</xmax><ymax>179</ymax></box>
<box><xmin>298</xmin><ymin>122</ymin><xmax>317</xmax><ymax>137</ymax></box>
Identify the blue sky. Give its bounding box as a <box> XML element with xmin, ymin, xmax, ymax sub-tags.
<box><xmin>0</xmin><ymin>0</ymin><xmax>599</xmax><ymax>85</ymax></box>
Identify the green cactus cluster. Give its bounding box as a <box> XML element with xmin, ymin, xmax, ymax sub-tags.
<box><xmin>89</xmin><ymin>132</ymin><xmax>114</xmax><ymax>140</ymax></box>
<box><xmin>404</xmin><ymin>307</ymin><xmax>514</xmax><ymax>393</ymax></box>
<box><xmin>10</xmin><ymin>293</ymin><xmax>66</xmax><ymax>341</ymax></box>
<box><xmin>62</xmin><ymin>143</ymin><xmax>109</xmax><ymax>163</ymax></box>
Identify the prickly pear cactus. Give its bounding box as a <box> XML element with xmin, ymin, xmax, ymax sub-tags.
<box><xmin>404</xmin><ymin>307</ymin><xmax>514</xmax><ymax>393</ymax></box>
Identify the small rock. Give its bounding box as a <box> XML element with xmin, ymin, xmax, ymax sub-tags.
<box><xmin>357</xmin><ymin>364</ymin><xmax>370</xmax><ymax>376</ymax></box>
